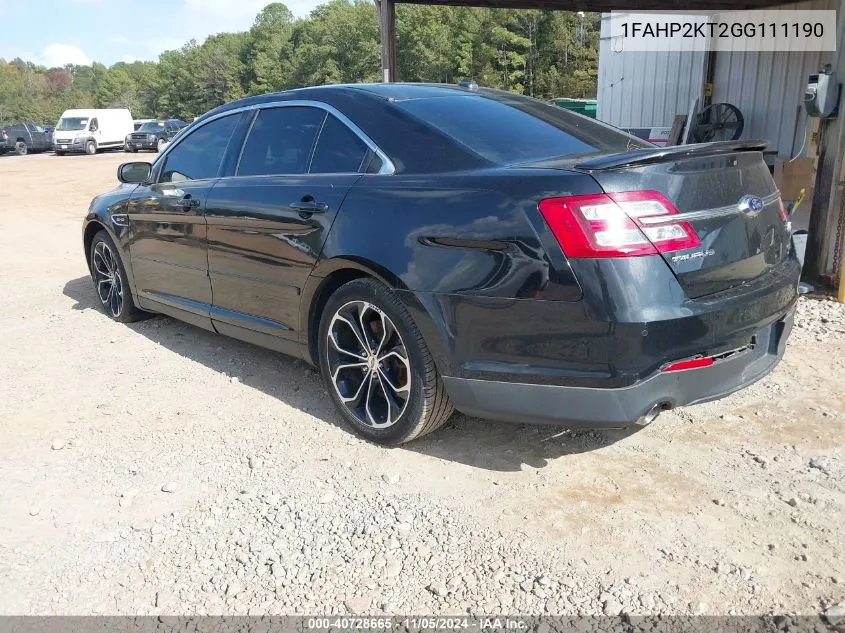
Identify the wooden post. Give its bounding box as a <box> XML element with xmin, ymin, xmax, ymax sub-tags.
<box><xmin>377</xmin><ymin>0</ymin><xmax>397</xmax><ymax>83</ymax></box>
<box><xmin>803</xmin><ymin>0</ymin><xmax>845</xmax><ymax>286</ymax></box>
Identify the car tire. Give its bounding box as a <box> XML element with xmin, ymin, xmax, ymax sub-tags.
<box><xmin>15</xmin><ymin>141</ymin><xmax>27</xmax><ymax>156</ymax></box>
<box><xmin>89</xmin><ymin>230</ymin><xmax>145</xmax><ymax>323</ymax></box>
<box><xmin>85</xmin><ymin>140</ymin><xmax>97</xmax><ymax>155</ymax></box>
<box><xmin>318</xmin><ymin>278</ymin><xmax>453</xmax><ymax>445</ymax></box>
<box><xmin>156</xmin><ymin>138</ymin><xmax>166</xmax><ymax>152</ymax></box>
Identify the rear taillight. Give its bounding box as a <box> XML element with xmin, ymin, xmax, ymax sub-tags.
<box><xmin>0</xmin><ymin>130</ymin><xmax>7</xmax><ymax>139</ymax></box>
<box><xmin>538</xmin><ymin>190</ymin><xmax>700</xmax><ymax>258</ymax></box>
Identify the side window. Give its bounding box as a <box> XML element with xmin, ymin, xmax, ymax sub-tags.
<box><xmin>89</xmin><ymin>118</ymin><xmax>98</xmax><ymax>132</ymax></box>
<box><xmin>159</xmin><ymin>114</ymin><xmax>239</xmax><ymax>183</ymax></box>
<box><xmin>364</xmin><ymin>153</ymin><xmax>383</xmax><ymax>174</ymax></box>
<box><xmin>237</xmin><ymin>107</ymin><xmax>325</xmax><ymax>177</ymax></box>
<box><xmin>310</xmin><ymin>114</ymin><xmax>369</xmax><ymax>174</ymax></box>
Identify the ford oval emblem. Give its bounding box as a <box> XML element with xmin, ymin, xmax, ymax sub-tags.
<box><xmin>739</xmin><ymin>195</ymin><xmax>765</xmax><ymax>214</ymax></box>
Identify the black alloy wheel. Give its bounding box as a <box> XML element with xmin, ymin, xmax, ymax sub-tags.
<box><xmin>318</xmin><ymin>279</ymin><xmax>453</xmax><ymax>445</ymax></box>
<box><xmin>326</xmin><ymin>299</ymin><xmax>412</xmax><ymax>429</ymax></box>
<box><xmin>89</xmin><ymin>231</ymin><xmax>144</xmax><ymax>322</ymax></box>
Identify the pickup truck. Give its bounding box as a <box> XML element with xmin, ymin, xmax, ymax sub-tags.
<box><xmin>0</xmin><ymin>122</ymin><xmax>53</xmax><ymax>155</ymax></box>
<box><xmin>125</xmin><ymin>119</ymin><xmax>187</xmax><ymax>152</ymax></box>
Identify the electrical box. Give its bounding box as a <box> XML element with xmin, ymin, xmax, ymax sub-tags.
<box><xmin>805</xmin><ymin>66</ymin><xmax>840</xmax><ymax>118</ymax></box>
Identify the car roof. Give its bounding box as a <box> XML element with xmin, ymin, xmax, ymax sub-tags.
<box><xmin>335</xmin><ymin>83</ymin><xmax>485</xmax><ymax>101</ymax></box>
<box><xmin>198</xmin><ymin>83</ymin><xmax>495</xmax><ymax>120</ymax></box>
<box><xmin>190</xmin><ymin>83</ymin><xmax>614</xmax><ymax>174</ymax></box>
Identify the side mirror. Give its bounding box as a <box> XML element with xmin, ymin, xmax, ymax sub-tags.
<box><xmin>118</xmin><ymin>161</ymin><xmax>152</xmax><ymax>184</ymax></box>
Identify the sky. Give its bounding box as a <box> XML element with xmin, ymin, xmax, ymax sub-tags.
<box><xmin>0</xmin><ymin>0</ymin><xmax>325</xmax><ymax>67</ymax></box>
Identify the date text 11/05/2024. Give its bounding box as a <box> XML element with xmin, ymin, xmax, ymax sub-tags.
<box><xmin>306</xmin><ymin>617</ymin><xmax>530</xmax><ymax>631</ymax></box>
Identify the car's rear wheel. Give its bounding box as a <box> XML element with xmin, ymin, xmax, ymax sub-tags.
<box><xmin>15</xmin><ymin>141</ymin><xmax>27</xmax><ymax>156</ymax></box>
<box><xmin>318</xmin><ymin>279</ymin><xmax>453</xmax><ymax>445</ymax></box>
<box><xmin>89</xmin><ymin>230</ymin><xmax>144</xmax><ymax>323</ymax></box>
<box><xmin>85</xmin><ymin>140</ymin><xmax>97</xmax><ymax>155</ymax></box>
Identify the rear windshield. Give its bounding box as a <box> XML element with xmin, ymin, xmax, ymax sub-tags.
<box><xmin>397</xmin><ymin>92</ymin><xmax>651</xmax><ymax>165</ymax></box>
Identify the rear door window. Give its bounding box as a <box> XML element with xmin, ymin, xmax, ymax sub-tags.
<box><xmin>310</xmin><ymin>115</ymin><xmax>369</xmax><ymax>173</ymax></box>
<box><xmin>237</xmin><ymin>106</ymin><xmax>325</xmax><ymax>177</ymax></box>
<box><xmin>159</xmin><ymin>113</ymin><xmax>239</xmax><ymax>183</ymax></box>
<box><xmin>398</xmin><ymin>93</ymin><xmax>651</xmax><ymax>165</ymax></box>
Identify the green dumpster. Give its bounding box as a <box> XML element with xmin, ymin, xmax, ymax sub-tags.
<box><xmin>549</xmin><ymin>98</ymin><xmax>597</xmax><ymax>118</ymax></box>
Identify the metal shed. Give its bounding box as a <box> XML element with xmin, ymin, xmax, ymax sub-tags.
<box><xmin>596</xmin><ymin>0</ymin><xmax>836</xmax><ymax>159</ymax></box>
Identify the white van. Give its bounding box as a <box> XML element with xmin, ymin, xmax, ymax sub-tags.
<box><xmin>53</xmin><ymin>108</ymin><xmax>134</xmax><ymax>155</ymax></box>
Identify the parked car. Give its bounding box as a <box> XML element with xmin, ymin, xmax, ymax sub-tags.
<box><xmin>125</xmin><ymin>119</ymin><xmax>187</xmax><ymax>152</ymax></box>
<box><xmin>0</xmin><ymin>122</ymin><xmax>53</xmax><ymax>155</ymax></box>
<box><xmin>54</xmin><ymin>108</ymin><xmax>134</xmax><ymax>155</ymax></box>
<box><xmin>82</xmin><ymin>84</ymin><xmax>800</xmax><ymax>445</ymax></box>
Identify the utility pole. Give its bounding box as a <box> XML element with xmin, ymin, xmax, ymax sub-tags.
<box><xmin>804</xmin><ymin>0</ymin><xmax>845</xmax><ymax>296</ymax></box>
<box><xmin>376</xmin><ymin>0</ymin><xmax>396</xmax><ymax>83</ymax></box>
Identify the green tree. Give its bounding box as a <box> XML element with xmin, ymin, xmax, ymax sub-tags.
<box><xmin>397</xmin><ymin>5</ymin><xmax>454</xmax><ymax>83</ymax></box>
<box><xmin>246</xmin><ymin>2</ymin><xmax>295</xmax><ymax>94</ymax></box>
<box><xmin>195</xmin><ymin>33</ymin><xmax>248</xmax><ymax>112</ymax></box>
<box><xmin>1</xmin><ymin>3</ymin><xmax>601</xmax><ymax>125</ymax></box>
<box><xmin>97</xmin><ymin>66</ymin><xmax>135</xmax><ymax>109</ymax></box>
<box><xmin>287</xmin><ymin>0</ymin><xmax>380</xmax><ymax>88</ymax></box>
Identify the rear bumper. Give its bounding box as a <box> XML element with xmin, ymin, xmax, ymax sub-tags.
<box><xmin>443</xmin><ymin>308</ymin><xmax>794</xmax><ymax>427</ymax></box>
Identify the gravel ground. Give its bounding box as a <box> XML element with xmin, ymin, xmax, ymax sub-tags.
<box><xmin>0</xmin><ymin>153</ymin><xmax>843</xmax><ymax>617</ymax></box>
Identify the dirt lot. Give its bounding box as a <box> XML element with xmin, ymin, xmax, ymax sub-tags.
<box><xmin>0</xmin><ymin>152</ymin><xmax>844</xmax><ymax>617</ymax></box>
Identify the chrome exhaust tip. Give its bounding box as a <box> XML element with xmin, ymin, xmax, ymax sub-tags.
<box><xmin>636</xmin><ymin>402</ymin><xmax>668</xmax><ymax>426</ymax></box>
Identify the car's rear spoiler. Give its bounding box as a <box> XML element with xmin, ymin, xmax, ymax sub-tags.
<box><xmin>570</xmin><ymin>140</ymin><xmax>769</xmax><ymax>172</ymax></box>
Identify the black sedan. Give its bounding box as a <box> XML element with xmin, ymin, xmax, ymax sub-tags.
<box><xmin>82</xmin><ymin>83</ymin><xmax>799</xmax><ymax>445</ymax></box>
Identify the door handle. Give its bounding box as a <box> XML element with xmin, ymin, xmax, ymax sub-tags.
<box><xmin>289</xmin><ymin>200</ymin><xmax>329</xmax><ymax>214</ymax></box>
<box><xmin>177</xmin><ymin>194</ymin><xmax>200</xmax><ymax>210</ymax></box>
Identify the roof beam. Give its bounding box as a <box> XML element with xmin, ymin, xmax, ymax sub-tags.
<box><xmin>391</xmin><ymin>0</ymin><xmax>798</xmax><ymax>9</ymax></box>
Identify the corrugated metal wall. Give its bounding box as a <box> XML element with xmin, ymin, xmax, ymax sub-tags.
<box><xmin>711</xmin><ymin>0</ymin><xmax>835</xmax><ymax>157</ymax></box>
<box><xmin>597</xmin><ymin>0</ymin><xmax>838</xmax><ymax>157</ymax></box>
<box><xmin>597</xmin><ymin>14</ymin><xmax>706</xmax><ymax>129</ymax></box>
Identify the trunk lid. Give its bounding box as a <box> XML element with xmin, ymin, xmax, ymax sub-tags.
<box><xmin>573</xmin><ymin>141</ymin><xmax>791</xmax><ymax>298</ymax></box>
